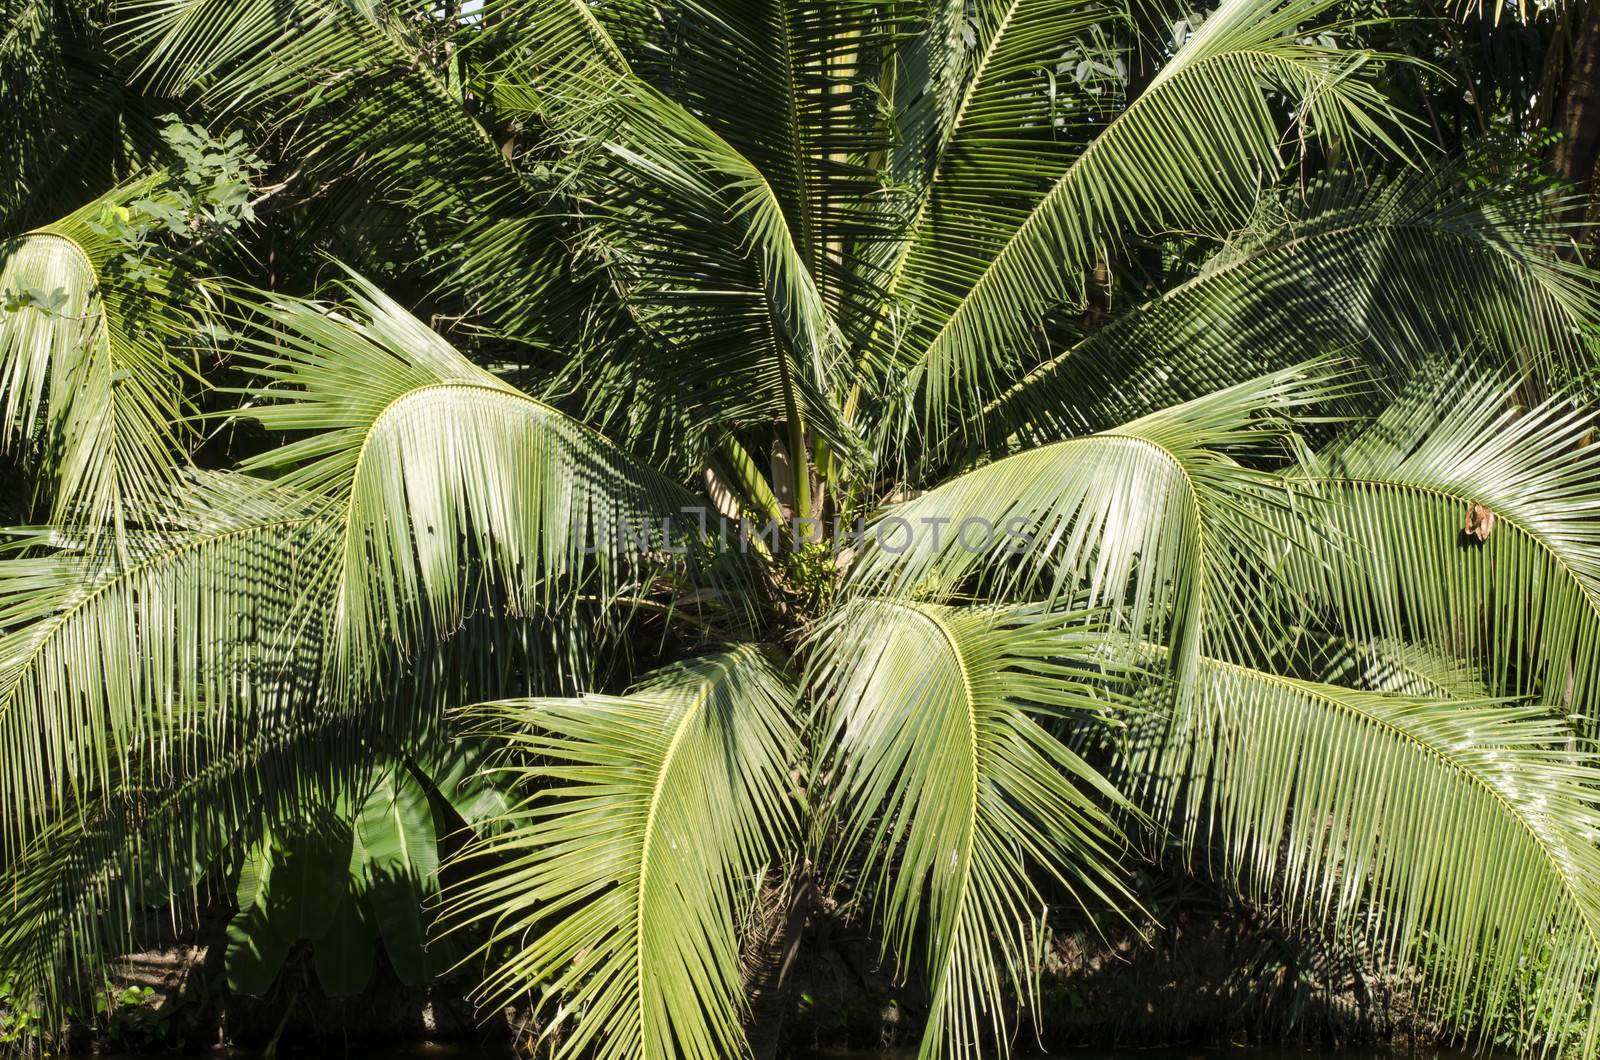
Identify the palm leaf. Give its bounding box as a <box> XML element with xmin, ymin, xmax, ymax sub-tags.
<box><xmin>1281</xmin><ymin>367</ymin><xmax>1600</xmax><ymax>727</ymax></box>
<box><xmin>983</xmin><ymin>171</ymin><xmax>1600</xmax><ymax>442</ymax></box>
<box><xmin>879</xmin><ymin>0</ymin><xmax>1407</xmax><ymax>434</ymax></box>
<box><xmin>809</xmin><ymin>599</ymin><xmax>1132</xmax><ymax>1060</ymax></box>
<box><xmin>0</xmin><ymin>706</ymin><xmax>375</xmax><ymax>1012</ymax></box>
<box><xmin>0</xmin><ymin>475</ymin><xmax>339</xmax><ymax>860</ymax></box>
<box><xmin>231</xmin><ymin>270</ymin><xmax>738</xmax><ymax>685</ymax></box>
<box><xmin>111</xmin><ymin>0</ymin><xmax>573</xmax><ymax>335</ymax></box>
<box><xmin>0</xmin><ymin>177</ymin><xmax>205</xmax><ymax>539</ymax></box>
<box><xmin>1131</xmin><ymin>658</ymin><xmax>1600</xmax><ymax>1056</ymax></box>
<box><xmin>848</xmin><ymin>365</ymin><xmax>1340</xmax><ymax>684</ymax></box>
<box><xmin>443</xmin><ymin>645</ymin><xmax>800</xmax><ymax>1060</ymax></box>
<box><xmin>585</xmin><ymin>0</ymin><xmax>904</xmax><ymax>314</ymax></box>
<box><xmin>488</xmin><ymin>6</ymin><xmax>861</xmax><ymax>485</ymax></box>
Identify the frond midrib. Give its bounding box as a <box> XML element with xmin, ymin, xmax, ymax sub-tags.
<box><xmin>631</xmin><ymin>662</ymin><xmax>725</xmax><ymax>1048</ymax></box>
<box><xmin>874</xmin><ymin>0</ymin><xmax>1027</xmax><ymax>318</ymax></box>
<box><xmin>893</xmin><ymin>601</ymin><xmax>982</xmax><ymax>999</ymax></box>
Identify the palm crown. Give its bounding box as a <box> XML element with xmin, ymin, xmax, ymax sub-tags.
<box><xmin>4</xmin><ymin>1</ymin><xmax>1600</xmax><ymax>1058</ymax></box>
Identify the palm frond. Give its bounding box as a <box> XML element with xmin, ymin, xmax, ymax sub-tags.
<box><xmin>879</xmin><ymin>0</ymin><xmax>1407</xmax><ymax>436</ymax></box>
<box><xmin>444</xmin><ymin>646</ymin><xmax>800</xmax><ymax>1060</ymax></box>
<box><xmin>111</xmin><ymin>0</ymin><xmax>571</xmax><ymax>335</ymax></box>
<box><xmin>809</xmin><ymin>599</ymin><xmax>1132</xmax><ymax>1060</ymax></box>
<box><xmin>0</xmin><ymin>475</ymin><xmax>338</xmax><ymax>862</ymax></box>
<box><xmin>0</xmin><ymin>177</ymin><xmax>205</xmax><ymax>539</ymax></box>
<box><xmin>1131</xmin><ymin>658</ymin><xmax>1600</xmax><ymax>1056</ymax></box>
<box><xmin>488</xmin><ymin>7</ymin><xmax>862</xmax><ymax>479</ymax></box>
<box><xmin>232</xmin><ymin>269</ymin><xmax>740</xmax><ymax>685</ymax></box>
<box><xmin>585</xmin><ymin>0</ymin><xmax>905</xmax><ymax>315</ymax></box>
<box><xmin>0</xmin><ymin>706</ymin><xmax>374</xmax><ymax>1013</ymax></box>
<box><xmin>848</xmin><ymin>365</ymin><xmax>1340</xmax><ymax>683</ymax></box>
<box><xmin>1281</xmin><ymin>367</ymin><xmax>1600</xmax><ymax>727</ymax></box>
<box><xmin>982</xmin><ymin>171</ymin><xmax>1600</xmax><ymax>442</ymax></box>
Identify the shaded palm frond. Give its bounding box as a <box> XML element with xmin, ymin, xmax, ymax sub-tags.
<box><xmin>983</xmin><ymin>171</ymin><xmax>1600</xmax><ymax>442</ymax></box>
<box><xmin>487</xmin><ymin>8</ymin><xmax>861</xmax><ymax>478</ymax></box>
<box><xmin>585</xmin><ymin>0</ymin><xmax>906</xmax><ymax>318</ymax></box>
<box><xmin>111</xmin><ymin>0</ymin><xmax>572</xmax><ymax>335</ymax></box>
<box><xmin>0</xmin><ymin>707</ymin><xmax>381</xmax><ymax>1014</ymax></box>
<box><xmin>1129</xmin><ymin>658</ymin><xmax>1600</xmax><ymax>1056</ymax></box>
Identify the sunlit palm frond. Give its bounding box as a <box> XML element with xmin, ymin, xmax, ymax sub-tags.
<box><xmin>881</xmin><ymin>0</ymin><xmax>1408</xmax><ymax>436</ymax></box>
<box><xmin>1280</xmin><ymin>367</ymin><xmax>1600</xmax><ymax>729</ymax></box>
<box><xmin>444</xmin><ymin>646</ymin><xmax>800</xmax><ymax>1060</ymax></box>
<box><xmin>1129</xmin><ymin>658</ymin><xmax>1600</xmax><ymax>1056</ymax></box>
<box><xmin>848</xmin><ymin>365</ymin><xmax>1341</xmax><ymax>683</ymax></box>
<box><xmin>0</xmin><ymin>475</ymin><xmax>338</xmax><ymax>862</ymax></box>
<box><xmin>0</xmin><ymin>177</ymin><xmax>205</xmax><ymax>539</ymax></box>
<box><xmin>230</xmin><ymin>269</ymin><xmax>740</xmax><ymax>685</ymax></box>
<box><xmin>809</xmin><ymin>599</ymin><xmax>1133</xmax><ymax>1060</ymax></box>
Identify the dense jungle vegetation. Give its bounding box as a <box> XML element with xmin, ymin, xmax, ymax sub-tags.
<box><xmin>8</xmin><ymin>1</ymin><xmax>1600</xmax><ymax>1058</ymax></box>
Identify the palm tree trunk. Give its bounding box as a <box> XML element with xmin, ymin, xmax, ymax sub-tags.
<box><xmin>743</xmin><ymin>866</ymin><xmax>813</xmax><ymax>1060</ymax></box>
<box><xmin>1550</xmin><ymin>0</ymin><xmax>1600</xmax><ymax>236</ymax></box>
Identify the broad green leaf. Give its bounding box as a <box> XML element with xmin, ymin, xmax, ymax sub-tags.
<box><xmin>356</xmin><ymin>766</ymin><xmax>438</xmax><ymax>987</ymax></box>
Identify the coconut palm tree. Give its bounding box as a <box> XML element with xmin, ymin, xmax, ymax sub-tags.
<box><xmin>5</xmin><ymin>1</ymin><xmax>1600</xmax><ymax>1058</ymax></box>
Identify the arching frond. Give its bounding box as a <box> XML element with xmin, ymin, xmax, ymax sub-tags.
<box><xmin>983</xmin><ymin>172</ymin><xmax>1600</xmax><ymax>442</ymax></box>
<box><xmin>233</xmin><ymin>271</ymin><xmax>740</xmax><ymax>684</ymax></box>
<box><xmin>0</xmin><ymin>178</ymin><xmax>204</xmax><ymax>538</ymax></box>
<box><xmin>862</xmin><ymin>0</ymin><xmax>1126</xmax><ymax>352</ymax></box>
<box><xmin>0</xmin><ymin>707</ymin><xmax>374</xmax><ymax>1013</ymax></box>
<box><xmin>848</xmin><ymin>366</ymin><xmax>1339</xmax><ymax>682</ymax></box>
<box><xmin>809</xmin><ymin>600</ymin><xmax>1132</xmax><ymax>1060</ymax></box>
<box><xmin>444</xmin><ymin>646</ymin><xmax>800</xmax><ymax>1060</ymax></box>
<box><xmin>1131</xmin><ymin>659</ymin><xmax>1600</xmax><ymax>1056</ymax></box>
<box><xmin>881</xmin><ymin>0</ymin><xmax>1407</xmax><ymax>435</ymax></box>
<box><xmin>1281</xmin><ymin>368</ymin><xmax>1600</xmax><ymax>728</ymax></box>
<box><xmin>111</xmin><ymin>0</ymin><xmax>570</xmax><ymax>334</ymax></box>
<box><xmin>583</xmin><ymin>0</ymin><xmax>904</xmax><ymax>314</ymax></box>
<box><xmin>489</xmin><ymin>6</ymin><xmax>861</xmax><ymax>479</ymax></box>
<box><xmin>0</xmin><ymin>476</ymin><xmax>338</xmax><ymax>861</ymax></box>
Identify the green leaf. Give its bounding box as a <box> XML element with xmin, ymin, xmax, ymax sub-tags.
<box><xmin>355</xmin><ymin>766</ymin><xmax>438</xmax><ymax>987</ymax></box>
<box><xmin>811</xmin><ymin>600</ymin><xmax>1133</xmax><ymax>1060</ymax></box>
<box><xmin>224</xmin><ymin>840</ymin><xmax>294</xmax><ymax>996</ymax></box>
<box><xmin>0</xmin><ymin>176</ymin><xmax>203</xmax><ymax>540</ymax></box>
<box><xmin>1282</xmin><ymin>368</ymin><xmax>1600</xmax><ymax>726</ymax></box>
<box><xmin>444</xmin><ymin>646</ymin><xmax>800</xmax><ymax>1060</ymax></box>
<box><xmin>1131</xmin><ymin>658</ymin><xmax>1600</xmax><ymax>1056</ymax></box>
<box><xmin>314</xmin><ymin>868</ymin><xmax>377</xmax><ymax>998</ymax></box>
<box><xmin>416</xmin><ymin>738</ymin><xmax>511</xmax><ymax>832</ymax></box>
